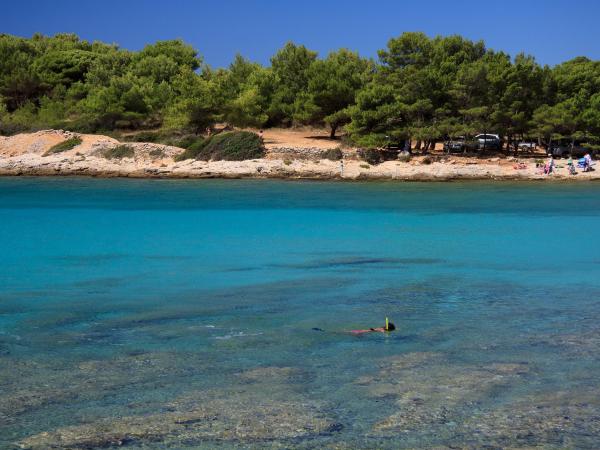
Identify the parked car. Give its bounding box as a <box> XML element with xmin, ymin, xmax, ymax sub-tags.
<box><xmin>474</xmin><ymin>134</ymin><xmax>502</xmax><ymax>151</ymax></box>
<box><xmin>383</xmin><ymin>136</ymin><xmax>410</xmax><ymax>154</ymax></box>
<box><xmin>443</xmin><ymin>136</ymin><xmax>478</xmax><ymax>153</ymax></box>
<box><xmin>547</xmin><ymin>143</ymin><xmax>596</xmax><ymax>158</ymax></box>
<box><xmin>517</xmin><ymin>141</ymin><xmax>537</xmax><ymax>151</ymax></box>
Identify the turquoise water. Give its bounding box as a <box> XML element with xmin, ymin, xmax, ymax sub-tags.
<box><xmin>1</xmin><ymin>177</ymin><xmax>600</xmax><ymax>448</ymax></box>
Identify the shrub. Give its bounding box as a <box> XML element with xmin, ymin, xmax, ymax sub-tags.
<box><xmin>169</xmin><ymin>135</ymin><xmax>198</xmax><ymax>149</ymax></box>
<box><xmin>103</xmin><ymin>145</ymin><xmax>135</xmax><ymax>159</ymax></box>
<box><xmin>321</xmin><ymin>148</ymin><xmax>343</xmax><ymax>161</ymax></box>
<box><xmin>123</xmin><ymin>131</ymin><xmax>162</xmax><ymax>143</ymax></box>
<box><xmin>360</xmin><ymin>163</ymin><xmax>371</xmax><ymax>169</ymax></box>
<box><xmin>358</xmin><ymin>148</ymin><xmax>382</xmax><ymax>165</ymax></box>
<box><xmin>421</xmin><ymin>155</ymin><xmax>433</xmax><ymax>165</ymax></box>
<box><xmin>201</xmin><ymin>131</ymin><xmax>265</xmax><ymax>161</ymax></box>
<box><xmin>44</xmin><ymin>136</ymin><xmax>82</xmax><ymax>156</ymax></box>
<box><xmin>0</xmin><ymin>121</ymin><xmax>29</xmax><ymax>136</ymax></box>
<box><xmin>283</xmin><ymin>159</ymin><xmax>292</xmax><ymax>165</ymax></box>
<box><xmin>174</xmin><ymin>137</ymin><xmax>206</xmax><ymax>161</ymax></box>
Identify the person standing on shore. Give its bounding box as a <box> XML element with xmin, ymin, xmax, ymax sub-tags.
<box><xmin>545</xmin><ymin>156</ymin><xmax>555</xmax><ymax>174</ymax></box>
<box><xmin>583</xmin><ymin>153</ymin><xmax>593</xmax><ymax>172</ymax></box>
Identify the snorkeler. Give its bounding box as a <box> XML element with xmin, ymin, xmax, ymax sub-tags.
<box><xmin>350</xmin><ymin>317</ymin><xmax>395</xmax><ymax>335</ymax></box>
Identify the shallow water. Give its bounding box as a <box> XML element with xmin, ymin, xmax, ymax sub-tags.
<box><xmin>1</xmin><ymin>178</ymin><xmax>600</xmax><ymax>449</ymax></box>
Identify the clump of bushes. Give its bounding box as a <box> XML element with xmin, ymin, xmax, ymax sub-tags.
<box><xmin>358</xmin><ymin>148</ymin><xmax>382</xmax><ymax>165</ymax></box>
<box><xmin>168</xmin><ymin>135</ymin><xmax>198</xmax><ymax>149</ymax></box>
<box><xmin>321</xmin><ymin>148</ymin><xmax>343</xmax><ymax>161</ymax></box>
<box><xmin>175</xmin><ymin>131</ymin><xmax>265</xmax><ymax>162</ymax></box>
<box><xmin>201</xmin><ymin>131</ymin><xmax>265</xmax><ymax>161</ymax></box>
<box><xmin>360</xmin><ymin>163</ymin><xmax>371</xmax><ymax>169</ymax></box>
<box><xmin>43</xmin><ymin>136</ymin><xmax>82</xmax><ymax>156</ymax></box>
<box><xmin>0</xmin><ymin>121</ymin><xmax>29</xmax><ymax>136</ymax></box>
<box><xmin>103</xmin><ymin>145</ymin><xmax>135</xmax><ymax>159</ymax></box>
<box><xmin>174</xmin><ymin>137</ymin><xmax>206</xmax><ymax>161</ymax></box>
<box><xmin>421</xmin><ymin>155</ymin><xmax>433</xmax><ymax>165</ymax></box>
<box><xmin>122</xmin><ymin>131</ymin><xmax>162</xmax><ymax>143</ymax></box>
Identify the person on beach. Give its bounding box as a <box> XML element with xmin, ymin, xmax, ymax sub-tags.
<box><xmin>544</xmin><ymin>156</ymin><xmax>554</xmax><ymax>174</ymax></box>
<box><xmin>350</xmin><ymin>318</ymin><xmax>396</xmax><ymax>335</ymax></box>
<box><xmin>583</xmin><ymin>153</ymin><xmax>593</xmax><ymax>172</ymax></box>
<box><xmin>567</xmin><ymin>156</ymin><xmax>577</xmax><ymax>175</ymax></box>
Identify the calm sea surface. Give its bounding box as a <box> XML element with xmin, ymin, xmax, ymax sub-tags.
<box><xmin>1</xmin><ymin>178</ymin><xmax>600</xmax><ymax>448</ymax></box>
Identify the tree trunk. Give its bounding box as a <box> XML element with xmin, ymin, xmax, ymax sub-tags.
<box><xmin>330</xmin><ymin>124</ymin><xmax>338</xmax><ymax>139</ymax></box>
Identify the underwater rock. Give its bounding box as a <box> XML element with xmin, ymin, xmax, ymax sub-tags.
<box><xmin>355</xmin><ymin>352</ymin><xmax>529</xmax><ymax>435</ymax></box>
<box><xmin>238</xmin><ymin>366</ymin><xmax>309</xmax><ymax>384</ymax></box>
<box><xmin>0</xmin><ymin>352</ymin><xmax>212</xmax><ymax>424</ymax></box>
<box><xmin>533</xmin><ymin>330</ymin><xmax>600</xmax><ymax>358</ymax></box>
<box><xmin>274</xmin><ymin>256</ymin><xmax>444</xmax><ymax>270</ymax></box>
<box><xmin>353</xmin><ymin>352</ymin><xmax>443</xmax><ymax>388</ymax></box>
<box><xmin>18</xmin><ymin>389</ymin><xmax>338</xmax><ymax>448</ymax></box>
<box><xmin>460</xmin><ymin>390</ymin><xmax>600</xmax><ymax>448</ymax></box>
<box><xmin>0</xmin><ymin>359</ymin><xmax>78</xmax><ymax>425</ymax></box>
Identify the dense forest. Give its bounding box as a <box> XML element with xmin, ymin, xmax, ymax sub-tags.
<box><xmin>1</xmin><ymin>32</ymin><xmax>599</xmax><ymax>149</ymax></box>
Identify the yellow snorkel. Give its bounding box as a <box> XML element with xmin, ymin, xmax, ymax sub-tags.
<box><xmin>385</xmin><ymin>317</ymin><xmax>389</xmax><ymax>331</ymax></box>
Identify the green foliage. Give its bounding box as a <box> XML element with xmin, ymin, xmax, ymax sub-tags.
<box><xmin>347</xmin><ymin>33</ymin><xmax>556</xmax><ymax>149</ymax></box>
<box><xmin>269</xmin><ymin>42</ymin><xmax>318</xmax><ymax>125</ymax></box>
<box><xmin>102</xmin><ymin>144</ymin><xmax>135</xmax><ymax>159</ymax></box>
<box><xmin>174</xmin><ymin>137</ymin><xmax>206</xmax><ymax>161</ymax></box>
<box><xmin>0</xmin><ymin>121</ymin><xmax>28</xmax><ymax>136</ymax></box>
<box><xmin>198</xmin><ymin>131</ymin><xmax>265</xmax><ymax>161</ymax></box>
<box><xmin>0</xmin><ymin>32</ymin><xmax>598</xmax><ymax>148</ymax></box>
<box><xmin>346</xmin><ymin>83</ymin><xmax>400</xmax><ymax>147</ymax></box>
<box><xmin>44</xmin><ymin>136</ymin><xmax>82</xmax><ymax>155</ymax></box>
<box><xmin>168</xmin><ymin>135</ymin><xmax>198</xmax><ymax>149</ymax></box>
<box><xmin>123</xmin><ymin>130</ymin><xmax>162</xmax><ymax>143</ymax></box>
<box><xmin>304</xmin><ymin>49</ymin><xmax>373</xmax><ymax>136</ymax></box>
<box><xmin>0</xmin><ymin>100</ymin><xmax>28</xmax><ymax>135</ymax></box>
<box><xmin>174</xmin><ymin>131</ymin><xmax>264</xmax><ymax>161</ymax></box>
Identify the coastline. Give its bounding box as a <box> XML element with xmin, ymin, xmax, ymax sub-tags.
<box><xmin>1</xmin><ymin>130</ymin><xmax>598</xmax><ymax>182</ymax></box>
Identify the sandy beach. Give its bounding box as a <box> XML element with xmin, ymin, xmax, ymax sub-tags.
<box><xmin>1</xmin><ymin>129</ymin><xmax>598</xmax><ymax>181</ymax></box>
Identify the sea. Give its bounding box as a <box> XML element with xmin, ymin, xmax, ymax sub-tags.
<box><xmin>1</xmin><ymin>177</ymin><xmax>599</xmax><ymax>448</ymax></box>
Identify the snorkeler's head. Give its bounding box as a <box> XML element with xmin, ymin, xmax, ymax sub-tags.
<box><xmin>386</xmin><ymin>322</ymin><xmax>396</xmax><ymax>331</ymax></box>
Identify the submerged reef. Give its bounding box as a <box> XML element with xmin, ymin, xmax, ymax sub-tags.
<box><xmin>15</xmin><ymin>362</ymin><xmax>340</xmax><ymax>449</ymax></box>
<box><xmin>354</xmin><ymin>351</ymin><xmax>600</xmax><ymax>448</ymax></box>
<box><xmin>5</xmin><ymin>346</ymin><xmax>600</xmax><ymax>448</ymax></box>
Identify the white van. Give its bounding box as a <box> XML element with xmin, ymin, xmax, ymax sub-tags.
<box><xmin>474</xmin><ymin>134</ymin><xmax>501</xmax><ymax>150</ymax></box>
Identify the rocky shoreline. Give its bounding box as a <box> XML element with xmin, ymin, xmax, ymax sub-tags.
<box><xmin>1</xmin><ymin>130</ymin><xmax>599</xmax><ymax>181</ymax></box>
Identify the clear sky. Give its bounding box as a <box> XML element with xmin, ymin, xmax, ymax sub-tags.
<box><xmin>2</xmin><ymin>0</ymin><xmax>599</xmax><ymax>68</ymax></box>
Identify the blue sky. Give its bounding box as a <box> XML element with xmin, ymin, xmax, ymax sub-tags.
<box><xmin>2</xmin><ymin>0</ymin><xmax>599</xmax><ymax>67</ymax></box>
